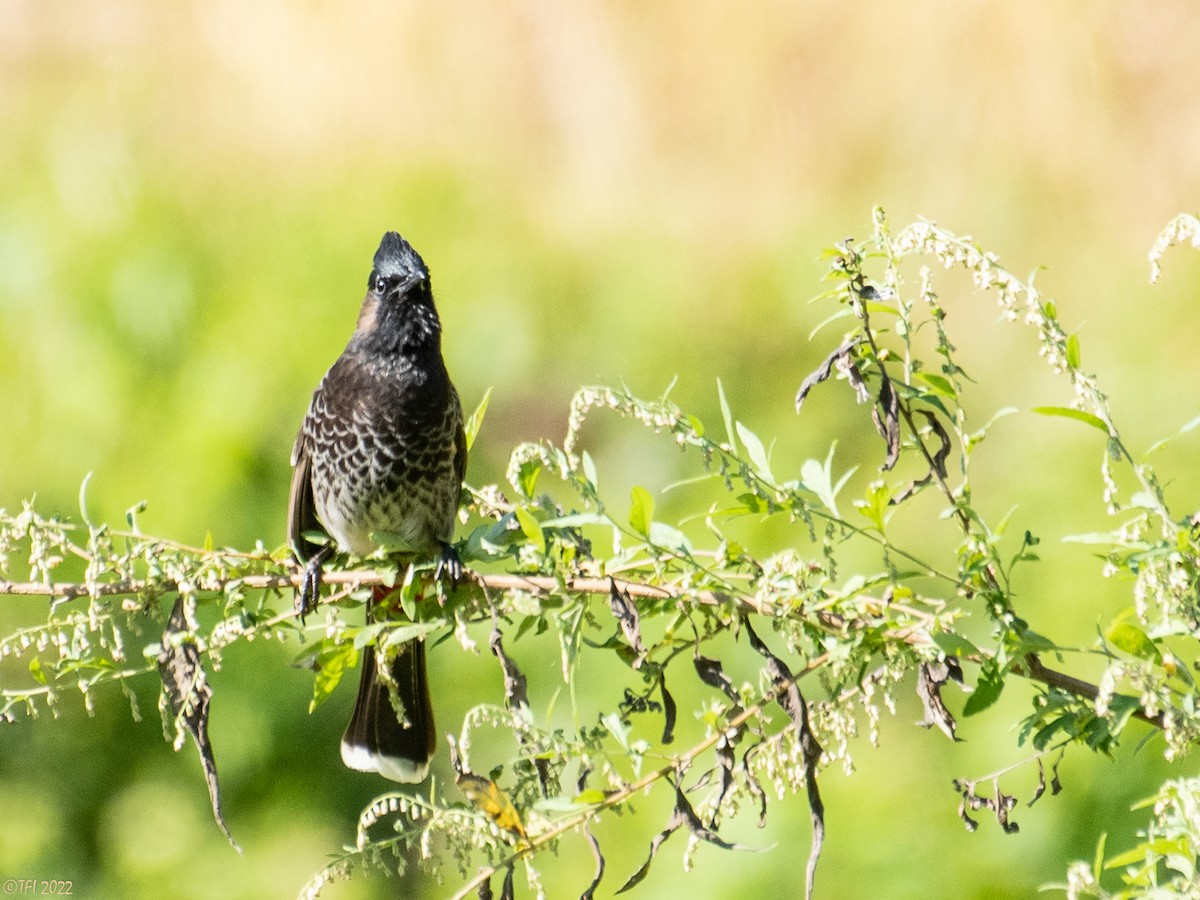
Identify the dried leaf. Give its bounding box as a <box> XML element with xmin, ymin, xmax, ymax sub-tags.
<box><xmin>837</xmin><ymin>350</ymin><xmax>871</xmax><ymax>404</ymax></box>
<box><xmin>952</xmin><ymin>777</ymin><xmax>1020</xmax><ymax>834</ymax></box>
<box><xmin>1028</xmin><ymin>758</ymin><xmax>1046</xmax><ymax>808</ymax></box>
<box><xmin>917</xmin><ymin>409</ymin><xmax>952</xmax><ymax>479</ymax></box>
<box><xmin>490</xmin><ymin>611</ymin><xmax>549</xmax><ymax>795</ymax></box>
<box><xmin>871</xmin><ymin>369</ymin><xmax>901</xmax><ymax>471</ymax></box>
<box><xmin>796</xmin><ymin>337</ymin><xmax>863</xmax><ymax>413</ymax></box>
<box><xmin>457</xmin><ymin>773</ymin><xmax>528</xmax><ymax>840</ymax></box>
<box><xmin>957</xmin><ymin>799</ymin><xmax>979</xmax><ymax>833</ymax></box>
<box><xmin>489</xmin><ymin>619</ymin><xmax>530</xmax><ymax>711</ymax></box>
<box><xmin>743</xmin><ymin>620</ymin><xmax>823</xmax><ymax>900</ymax></box>
<box><xmin>741</xmin><ymin>744</ymin><xmax>769</xmax><ymax>828</ymax></box>
<box><xmin>579</xmin><ymin>822</ymin><xmax>606</xmax><ymax>900</ymax></box>
<box><xmin>916</xmin><ymin>660</ymin><xmax>961</xmax><ymax>742</ymax></box>
<box><xmin>157</xmin><ymin>597</ymin><xmax>240</xmax><ymax>853</ymax></box>
<box><xmin>617</xmin><ymin>779</ymin><xmax>756</xmax><ymax>895</ymax></box>
<box><xmin>994</xmin><ymin>780</ymin><xmax>1019</xmax><ymax>834</ymax></box>
<box><xmin>609</xmin><ymin>578</ymin><xmax>646</xmax><ymax>668</ymax></box>
<box><xmin>671</xmin><ymin>780</ymin><xmax>741</xmax><ymax>851</ymax></box>
<box><xmin>693</xmin><ymin>654</ymin><xmax>740</xmax><ymax>704</ymax></box>
<box><xmin>892</xmin><ymin>408</ymin><xmax>952</xmax><ymax>501</ymax></box>
<box><xmin>615</xmin><ymin>804</ymin><xmax>685</xmax><ymax>894</ymax></box>
<box><xmin>659</xmin><ymin>677</ymin><xmax>677</xmax><ymax>745</ymax></box>
<box><xmin>573</xmin><ymin>763</ymin><xmax>604</xmax><ymax>900</ymax></box>
<box><xmin>711</xmin><ymin>739</ymin><xmax>735</xmax><ymax>829</ymax></box>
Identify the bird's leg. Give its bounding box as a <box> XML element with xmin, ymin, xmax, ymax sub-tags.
<box><xmin>434</xmin><ymin>541</ymin><xmax>464</xmax><ymax>587</ymax></box>
<box><xmin>297</xmin><ymin>545</ymin><xmax>334</xmax><ymax>623</ymax></box>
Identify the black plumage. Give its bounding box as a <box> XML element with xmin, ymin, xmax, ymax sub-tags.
<box><xmin>288</xmin><ymin>232</ymin><xmax>465</xmax><ymax>782</ymax></box>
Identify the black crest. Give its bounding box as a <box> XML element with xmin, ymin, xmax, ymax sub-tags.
<box><xmin>371</xmin><ymin>232</ymin><xmax>428</xmax><ymax>285</ymax></box>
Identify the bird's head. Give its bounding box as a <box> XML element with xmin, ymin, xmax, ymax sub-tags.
<box><xmin>355</xmin><ymin>232</ymin><xmax>441</xmax><ymax>355</ymax></box>
<box><xmin>370</xmin><ymin>231</ymin><xmax>429</xmax><ymax>296</ymax></box>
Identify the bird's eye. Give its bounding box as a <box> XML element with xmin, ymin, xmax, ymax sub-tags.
<box><xmin>374</xmin><ymin>275</ymin><xmax>389</xmax><ymax>294</ymax></box>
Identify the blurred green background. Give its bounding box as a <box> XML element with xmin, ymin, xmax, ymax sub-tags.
<box><xmin>4</xmin><ymin>2</ymin><xmax>1200</xmax><ymax>897</ymax></box>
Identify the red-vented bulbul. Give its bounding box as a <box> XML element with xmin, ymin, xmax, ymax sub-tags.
<box><xmin>287</xmin><ymin>231</ymin><xmax>465</xmax><ymax>782</ymax></box>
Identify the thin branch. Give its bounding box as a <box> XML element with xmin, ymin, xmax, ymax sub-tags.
<box><xmin>0</xmin><ymin>570</ymin><xmax>1167</xmax><ymax>730</ymax></box>
<box><xmin>0</xmin><ymin>571</ymin><xmax>863</xmax><ymax>633</ymax></box>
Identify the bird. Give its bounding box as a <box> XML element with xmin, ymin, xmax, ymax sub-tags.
<box><xmin>287</xmin><ymin>231</ymin><xmax>466</xmax><ymax>783</ymax></box>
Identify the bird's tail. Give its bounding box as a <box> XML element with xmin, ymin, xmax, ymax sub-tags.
<box><xmin>340</xmin><ymin>585</ymin><xmax>435</xmax><ymax>782</ymax></box>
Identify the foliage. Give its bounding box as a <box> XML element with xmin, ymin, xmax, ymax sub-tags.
<box><xmin>4</xmin><ymin>211</ymin><xmax>1200</xmax><ymax>897</ymax></box>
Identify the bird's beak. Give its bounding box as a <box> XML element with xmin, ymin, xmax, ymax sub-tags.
<box><xmin>388</xmin><ymin>272</ymin><xmax>425</xmax><ymax>298</ymax></box>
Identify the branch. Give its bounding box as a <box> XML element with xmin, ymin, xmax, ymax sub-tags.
<box><xmin>1016</xmin><ymin>652</ymin><xmax>1166</xmax><ymax>730</ymax></box>
<box><xmin>0</xmin><ymin>570</ymin><xmax>1168</xmax><ymax>731</ymax></box>
<box><xmin>0</xmin><ymin>570</ymin><xmax>865</xmax><ymax>633</ymax></box>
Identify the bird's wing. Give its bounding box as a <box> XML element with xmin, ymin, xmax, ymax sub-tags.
<box><xmin>287</xmin><ymin>429</ymin><xmax>322</xmax><ymax>562</ymax></box>
<box><xmin>454</xmin><ymin>396</ymin><xmax>468</xmax><ymax>491</ymax></box>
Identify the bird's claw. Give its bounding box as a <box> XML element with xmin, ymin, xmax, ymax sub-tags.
<box><xmin>296</xmin><ymin>546</ymin><xmax>333</xmax><ymax>624</ymax></box>
<box><xmin>434</xmin><ymin>542</ymin><xmax>465</xmax><ymax>587</ymax></box>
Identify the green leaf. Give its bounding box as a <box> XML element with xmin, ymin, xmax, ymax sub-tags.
<box><xmin>515</xmin><ymin>506</ymin><xmax>546</xmax><ymax>554</ymax></box>
<box><xmin>1062</xmin><ymin>531</ymin><xmax>1123</xmax><ymax>546</ymax></box>
<box><xmin>1106</xmin><ymin>693</ymin><xmax>1139</xmax><ymax>738</ymax></box>
<box><xmin>351</xmin><ymin>622</ymin><xmax>388</xmax><ymax>650</ymax></box>
<box><xmin>963</xmin><ymin>663</ymin><xmax>1005</xmax><ymax>717</ymax></box>
<box><xmin>629</xmin><ymin>485</ymin><xmax>654</xmax><ymax>538</ymax></box>
<box><xmin>540</xmin><ymin>512</ymin><xmax>610</xmax><ymax>528</ymax></box>
<box><xmin>516</xmin><ymin>459</ymin><xmax>541</xmax><ymax>499</ymax></box>
<box><xmin>649</xmin><ymin>521</ymin><xmax>690</xmax><ymax>551</ymax></box>
<box><xmin>463</xmin><ymin>386</ymin><xmax>493</xmax><ymax>452</ymax></box>
<box><xmin>1027</xmin><ymin>714</ymin><xmax>1071</xmax><ymax>751</ymax></box>
<box><xmin>1105</xmin><ymin>838</ymin><xmax>1190</xmax><ymax>870</ymax></box>
<box><xmin>717</xmin><ymin>378</ymin><xmax>737</xmax><ymax>452</ymax></box>
<box><xmin>581</xmin><ymin>450</ymin><xmax>599</xmax><ymax>489</ymax></box>
<box><xmin>965</xmin><ymin>407</ymin><xmax>1017</xmax><ymax>453</ymax></box>
<box><xmin>308</xmin><ymin>640</ymin><xmax>359</xmax><ymax>714</ymax></box>
<box><xmin>1092</xmin><ymin>833</ymin><xmax>1107</xmax><ymax>881</ymax></box>
<box><xmin>1012</xmin><ymin>630</ymin><xmax>1057</xmax><ymax>655</ymax></box>
<box><xmin>28</xmin><ymin>656</ymin><xmax>47</xmax><ymax>685</ymax></box>
<box><xmin>301</xmin><ymin>529</ymin><xmax>330</xmax><ymax>547</ymax></box>
<box><xmin>801</xmin><ymin>444</ymin><xmax>847</xmax><ymax>518</ymax></box>
<box><xmin>1065</xmin><ymin>333</ymin><xmax>1081</xmax><ymax>369</ymax></box>
<box><xmin>1031</xmin><ymin>406</ymin><xmax>1110</xmax><ymax>435</ymax></box>
<box><xmin>1105</xmin><ymin>621</ymin><xmax>1162</xmax><ymax>664</ymax></box>
<box><xmin>1144</xmin><ymin>412</ymin><xmax>1200</xmax><ymax>461</ymax></box>
<box><xmin>807</xmin><ymin>306</ymin><xmax>854</xmax><ymax>340</ymax></box>
<box><xmin>381</xmin><ymin>621</ymin><xmax>441</xmax><ymax>652</ymax></box>
<box><xmin>370</xmin><ymin>530</ymin><xmax>419</xmax><ymax>554</ymax></box>
<box><xmin>556</xmin><ymin>603</ymin><xmax>585</xmax><ymax>681</ymax></box>
<box><xmin>398</xmin><ymin>566</ymin><xmax>419</xmax><ymax>620</ymax></box>
<box><xmin>735</xmin><ymin>421</ymin><xmax>773</xmax><ymax>481</ymax></box>
<box><xmin>915</xmin><ymin>372</ymin><xmax>957</xmax><ymax>401</ymax></box>
<box><xmin>932</xmin><ymin>632</ymin><xmax>980</xmax><ymax>659</ymax></box>
<box><xmin>854</xmin><ymin>480</ymin><xmax>890</xmax><ymax>533</ymax></box>
<box><xmin>78</xmin><ymin>471</ymin><xmax>94</xmax><ymax>527</ymax></box>
<box><xmin>601</xmin><ymin>711</ymin><xmax>631</xmax><ymax>749</ymax></box>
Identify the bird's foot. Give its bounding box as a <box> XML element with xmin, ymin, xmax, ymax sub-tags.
<box><xmin>296</xmin><ymin>545</ymin><xmax>333</xmax><ymax>624</ymax></box>
<box><xmin>434</xmin><ymin>541</ymin><xmax>465</xmax><ymax>587</ymax></box>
